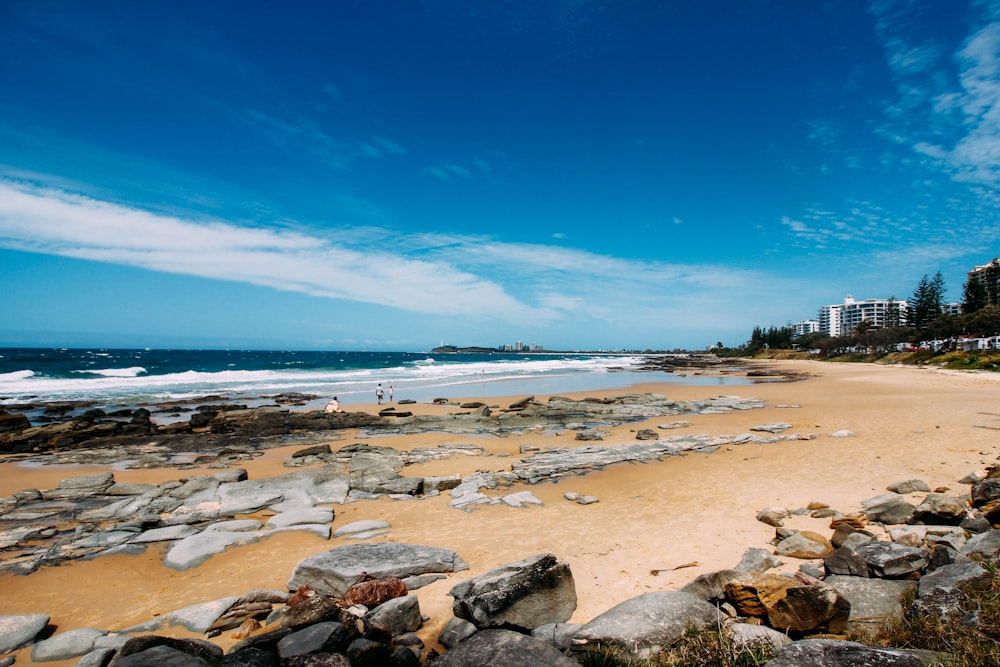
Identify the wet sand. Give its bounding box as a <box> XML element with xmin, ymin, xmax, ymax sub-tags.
<box><xmin>2</xmin><ymin>360</ymin><xmax>998</xmax><ymax>665</ymax></box>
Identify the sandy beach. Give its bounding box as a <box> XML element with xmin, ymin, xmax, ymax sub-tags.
<box><xmin>2</xmin><ymin>359</ymin><xmax>998</xmax><ymax>666</ymax></box>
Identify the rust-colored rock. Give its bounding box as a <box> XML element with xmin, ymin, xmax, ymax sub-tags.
<box><xmin>344</xmin><ymin>576</ymin><xmax>408</xmax><ymax>608</ymax></box>
<box><xmin>288</xmin><ymin>585</ymin><xmax>317</xmax><ymax>606</ymax></box>
<box><xmin>231</xmin><ymin>618</ymin><xmax>262</xmax><ymax>640</ymax></box>
<box><xmin>766</xmin><ymin>580</ymin><xmax>851</xmax><ymax>634</ymax></box>
<box><xmin>724</xmin><ymin>574</ymin><xmax>796</xmax><ymax>618</ymax></box>
<box><xmin>830</xmin><ymin>514</ymin><xmax>868</xmax><ymax>530</ymax></box>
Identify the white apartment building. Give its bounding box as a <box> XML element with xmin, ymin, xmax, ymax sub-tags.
<box><xmin>818</xmin><ymin>295</ymin><xmax>907</xmax><ymax>337</ymax></box>
<box><xmin>793</xmin><ymin>320</ymin><xmax>819</xmax><ymax>338</ymax></box>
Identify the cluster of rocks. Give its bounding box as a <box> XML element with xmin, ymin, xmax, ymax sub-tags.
<box><xmin>0</xmin><ymin>401</ymin><xmax>384</xmax><ymax>459</ymax></box>
<box><xmin>0</xmin><ymin>393</ymin><xmax>771</xmax><ymax>464</ymax></box>
<box><xmin>8</xmin><ymin>491</ymin><xmax>1000</xmax><ymax>667</ymax></box>
<box><xmin>1</xmin><ymin>404</ymin><xmax>856</xmax><ymax>576</ymax></box>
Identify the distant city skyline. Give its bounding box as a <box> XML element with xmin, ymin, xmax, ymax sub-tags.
<box><xmin>1</xmin><ymin>2</ymin><xmax>999</xmax><ymax>351</ymax></box>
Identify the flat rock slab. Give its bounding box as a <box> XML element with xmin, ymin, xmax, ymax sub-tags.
<box><xmin>334</xmin><ymin>520</ymin><xmax>391</xmax><ymax>537</ymax></box>
<box><xmin>265</xmin><ymin>507</ymin><xmax>334</xmax><ymax>528</ymax></box>
<box><xmin>123</xmin><ymin>597</ymin><xmax>240</xmax><ymax>634</ymax></box>
<box><xmin>287</xmin><ymin>543</ymin><xmax>469</xmax><ymax>596</ymax></box>
<box><xmin>0</xmin><ymin>613</ymin><xmax>50</xmax><ymax>654</ymax></box>
<box><xmin>433</xmin><ymin>629</ymin><xmax>579</xmax><ymax>667</ymax></box>
<box><xmin>129</xmin><ymin>525</ymin><xmax>198</xmax><ymax>543</ymax></box>
<box><xmin>163</xmin><ymin>531</ymin><xmax>263</xmax><ymax>570</ymax></box>
<box><xmin>572</xmin><ymin>591</ymin><xmax>719</xmax><ymax>657</ymax></box>
<box><xmin>824</xmin><ymin>575</ymin><xmax>915</xmax><ymax>629</ymax></box>
<box><xmin>31</xmin><ymin>627</ymin><xmax>107</xmax><ymax>662</ymax></box>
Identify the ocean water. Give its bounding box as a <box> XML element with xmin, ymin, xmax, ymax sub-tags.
<box><xmin>0</xmin><ymin>348</ymin><xmax>751</xmax><ymax>413</ymax></box>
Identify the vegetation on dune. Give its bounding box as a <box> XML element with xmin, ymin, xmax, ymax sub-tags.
<box><xmin>720</xmin><ymin>266</ymin><xmax>1000</xmax><ymax>368</ymax></box>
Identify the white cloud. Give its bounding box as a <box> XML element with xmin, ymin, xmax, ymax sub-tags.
<box><xmin>0</xmin><ymin>179</ymin><xmax>822</xmax><ymax>340</ymax></box>
<box><xmin>0</xmin><ymin>180</ymin><xmax>543</xmax><ymax>320</ymax></box>
<box><xmin>873</xmin><ymin>2</ymin><xmax>1000</xmax><ymax>186</ymax></box>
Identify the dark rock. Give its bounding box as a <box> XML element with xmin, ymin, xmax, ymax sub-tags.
<box><xmin>276</xmin><ymin>622</ymin><xmax>351</xmax><ymax>659</ymax></box>
<box><xmin>228</xmin><ymin>628</ymin><xmax>294</xmax><ymax>655</ymax></box>
<box><xmin>635</xmin><ymin>428</ymin><xmax>659</xmax><ymax>440</ymax></box>
<box><xmin>279</xmin><ymin>595</ymin><xmax>344</xmax><ymax>630</ymax></box>
<box><xmin>450</xmin><ymin>553</ymin><xmax>576</xmax><ymax>631</ymax></box>
<box><xmin>292</xmin><ymin>445</ymin><xmax>332</xmax><ymax>459</ymax></box>
<box><xmin>971</xmin><ymin>478</ymin><xmax>1000</xmax><ymax>506</ymax></box>
<box><xmin>765</xmin><ymin>638</ymin><xmax>923</xmax><ymax>666</ymax></box>
<box><xmin>863</xmin><ymin>498</ymin><xmax>917</xmax><ymax>525</ymax></box>
<box><xmin>220</xmin><ymin>647</ymin><xmax>280</xmax><ymax>666</ymax></box>
<box><xmin>344</xmin><ymin>638</ymin><xmax>392</xmax><ymax>667</ymax></box>
<box><xmin>390</xmin><ymin>646</ymin><xmax>420</xmax><ymax>667</ymax></box>
<box><xmin>433</xmin><ymin>629</ymin><xmax>578</xmax><ymax>667</ymax></box>
<box><xmin>282</xmin><ymin>653</ymin><xmax>350</xmax><ymax>666</ymax></box>
<box><xmin>0</xmin><ymin>413</ymin><xmax>30</xmax><ymax>433</ymax></box>
<box><xmin>918</xmin><ymin>562</ymin><xmax>990</xmax><ymax>597</ymax></box>
<box><xmin>110</xmin><ymin>636</ymin><xmax>224</xmax><ymax>666</ymax></box>
<box><xmin>438</xmin><ymin>617</ymin><xmax>478</xmax><ymax>648</ymax></box>
<box><xmin>910</xmin><ymin>493</ymin><xmax>967</xmax><ymax>525</ymax></box>
<box><xmin>825</xmin><ymin>541</ymin><xmax>928</xmax><ymax>579</ymax></box>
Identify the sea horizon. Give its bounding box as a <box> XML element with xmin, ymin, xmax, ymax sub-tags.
<box><xmin>0</xmin><ymin>347</ymin><xmax>751</xmax><ymax>421</ymax></box>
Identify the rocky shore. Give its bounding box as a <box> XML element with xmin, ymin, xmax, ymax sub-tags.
<box><xmin>1</xmin><ymin>360</ymin><xmax>999</xmax><ymax>665</ymax></box>
<box><xmin>3</xmin><ymin>445</ymin><xmax>999</xmax><ymax>666</ymax></box>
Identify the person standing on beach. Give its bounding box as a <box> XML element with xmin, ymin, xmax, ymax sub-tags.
<box><xmin>376</xmin><ymin>383</ymin><xmax>384</xmax><ymax>405</ymax></box>
<box><xmin>389</xmin><ymin>385</ymin><xmax>394</xmax><ymax>402</ymax></box>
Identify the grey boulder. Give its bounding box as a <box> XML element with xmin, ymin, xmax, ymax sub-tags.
<box><xmin>287</xmin><ymin>543</ymin><xmax>468</xmax><ymax>596</ymax></box>
<box><xmin>449</xmin><ymin>553</ymin><xmax>577</xmax><ymax>631</ymax></box>
<box><xmin>0</xmin><ymin>613</ymin><xmax>50</xmax><ymax>654</ymax></box>
<box><xmin>433</xmin><ymin>628</ymin><xmax>578</xmax><ymax>667</ymax></box>
<box><xmin>572</xmin><ymin>591</ymin><xmax>719</xmax><ymax>657</ymax></box>
<box><xmin>30</xmin><ymin>627</ymin><xmax>107</xmax><ymax>662</ymax></box>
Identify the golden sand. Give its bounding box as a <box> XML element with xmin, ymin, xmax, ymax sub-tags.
<box><xmin>1</xmin><ymin>360</ymin><xmax>998</xmax><ymax>665</ymax></box>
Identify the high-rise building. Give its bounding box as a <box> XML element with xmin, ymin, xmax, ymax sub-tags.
<box><xmin>793</xmin><ymin>320</ymin><xmax>819</xmax><ymax>338</ymax></box>
<box><xmin>818</xmin><ymin>295</ymin><xmax>907</xmax><ymax>336</ymax></box>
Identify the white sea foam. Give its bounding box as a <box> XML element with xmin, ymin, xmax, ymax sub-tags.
<box><xmin>71</xmin><ymin>366</ymin><xmax>147</xmax><ymax>378</ymax></box>
<box><xmin>0</xmin><ymin>354</ymin><xmax>696</xmax><ymax>408</ymax></box>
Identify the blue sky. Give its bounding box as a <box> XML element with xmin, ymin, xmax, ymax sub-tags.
<box><xmin>1</xmin><ymin>0</ymin><xmax>999</xmax><ymax>351</ymax></box>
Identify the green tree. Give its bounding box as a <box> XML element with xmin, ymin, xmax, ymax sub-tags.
<box><xmin>964</xmin><ymin>276</ymin><xmax>988</xmax><ymax>314</ymax></box>
<box><xmin>908</xmin><ymin>272</ymin><xmax>946</xmax><ymax>330</ymax></box>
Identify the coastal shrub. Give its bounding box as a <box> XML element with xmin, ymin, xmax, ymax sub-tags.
<box><xmin>856</xmin><ymin>558</ymin><xmax>1000</xmax><ymax>667</ymax></box>
<box><xmin>576</xmin><ymin>626</ymin><xmax>775</xmax><ymax>667</ymax></box>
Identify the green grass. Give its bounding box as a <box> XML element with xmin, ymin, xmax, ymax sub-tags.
<box><xmin>576</xmin><ymin>625</ymin><xmax>777</xmax><ymax>667</ymax></box>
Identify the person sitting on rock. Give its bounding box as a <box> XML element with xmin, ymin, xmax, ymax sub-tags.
<box><xmin>324</xmin><ymin>397</ymin><xmax>341</xmax><ymax>413</ymax></box>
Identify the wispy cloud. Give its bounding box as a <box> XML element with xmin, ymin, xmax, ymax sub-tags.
<box><xmin>0</xmin><ymin>180</ymin><xmax>542</xmax><ymax>320</ymax></box>
<box><xmin>872</xmin><ymin>1</ymin><xmax>1000</xmax><ymax>185</ymax></box>
<box><xmin>421</xmin><ymin>158</ymin><xmax>494</xmax><ymax>182</ymax></box>
<box><xmin>0</xmin><ymin>178</ymin><xmax>811</xmax><ymax>337</ymax></box>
